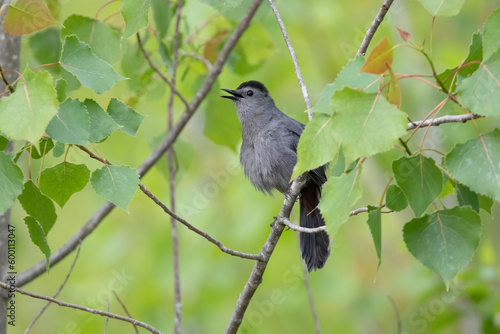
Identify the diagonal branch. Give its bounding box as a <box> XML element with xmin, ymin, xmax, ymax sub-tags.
<box><xmin>225</xmin><ymin>173</ymin><xmax>307</xmax><ymax>334</ymax></box>
<box><xmin>16</xmin><ymin>0</ymin><xmax>264</xmax><ymax>288</ymax></box>
<box><xmin>0</xmin><ymin>282</ymin><xmax>163</xmax><ymax>334</ymax></box>
<box><xmin>357</xmin><ymin>0</ymin><xmax>395</xmax><ymax>56</ymax></box>
<box><xmin>139</xmin><ymin>183</ymin><xmax>263</xmax><ymax>261</ymax></box>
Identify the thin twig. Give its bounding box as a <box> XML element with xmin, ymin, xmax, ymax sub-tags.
<box><xmin>267</xmin><ymin>0</ymin><xmax>312</xmax><ymax>119</ymax></box>
<box><xmin>103</xmin><ymin>299</ymin><xmax>110</xmax><ymax>333</ymax></box>
<box><xmin>407</xmin><ymin>113</ymin><xmax>483</xmax><ymax>130</ymax></box>
<box><xmin>136</xmin><ymin>33</ymin><xmax>190</xmax><ymax>110</ymax></box>
<box><xmin>387</xmin><ymin>296</ymin><xmax>402</xmax><ymax>334</ymax></box>
<box><xmin>139</xmin><ymin>183</ymin><xmax>263</xmax><ymax>261</ymax></box>
<box><xmin>169</xmin><ymin>2</ymin><xmax>183</xmax><ymax>333</ymax></box>
<box><xmin>0</xmin><ymin>282</ymin><xmax>164</xmax><ymax>334</ymax></box>
<box><xmin>24</xmin><ymin>243</ymin><xmax>82</xmax><ymax>333</ymax></box>
<box><xmin>16</xmin><ymin>0</ymin><xmax>263</xmax><ymax>288</ymax></box>
<box><xmin>113</xmin><ymin>291</ymin><xmax>139</xmax><ymax>334</ymax></box>
<box><xmin>179</xmin><ymin>50</ymin><xmax>213</xmax><ymax>71</ymax></box>
<box><xmin>0</xmin><ymin>64</ymin><xmax>15</xmax><ymax>93</ymax></box>
<box><xmin>357</xmin><ymin>0</ymin><xmax>395</xmax><ymax>56</ymax></box>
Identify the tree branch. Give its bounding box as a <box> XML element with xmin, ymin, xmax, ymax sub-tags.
<box><xmin>357</xmin><ymin>0</ymin><xmax>395</xmax><ymax>56</ymax></box>
<box><xmin>0</xmin><ymin>282</ymin><xmax>163</xmax><ymax>334</ymax></box>
<box><xmin>407</xmin><ymin>113</ymin><xmax>483</xmax><ymax>130</ymax></box>
<box><xmin>139</xmin><ymin>183</ymin><xmax>263</xmax><ymax>261</ymax></box>
<box><xmin>225</xmin><ymin>173</ymin><xmax>307</xmax><ymax>334</ymax></box>
<box><xmin>267</xmin><ymin>0</ymin><xmax>312</xmax><ymax>119</ymax></box>
<box><xmin>16</xmin><ymin>0</ymin><xmax>264</xmax><ymax>288</ymax></box>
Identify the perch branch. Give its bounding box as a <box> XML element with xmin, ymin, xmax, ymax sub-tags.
<box><xmin>357</xmin><ymin>0</ymin><xmax>395</xmax><ymax>56</ymax></box>
<box><xmin>16</xmin><ymin>0</ymin><xmax>264</xmax><ymax>287</ymax></box>
<box><xmin>0</xmin><ymin>282</ymin><xmax>163</xmax><ymax>334</ymax></box>
<box><xmin>225</xmin><ymin>173</ymin><xmax>308</xmax><ymax>334</ymax></box>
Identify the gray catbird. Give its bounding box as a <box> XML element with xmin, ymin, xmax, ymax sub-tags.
<box><xmin>221</xmin><ymin>80</ymin><xmax>330</xmax><ymax>271</ymax></box>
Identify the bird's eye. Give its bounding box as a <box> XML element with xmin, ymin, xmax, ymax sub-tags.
<box><xmin>246</xmin><ymin>90</ymin><xmax>253</xmax><ymax>96</ymax></box>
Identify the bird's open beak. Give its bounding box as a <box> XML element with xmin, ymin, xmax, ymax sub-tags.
<box><xmin>220</xmin><ymin>88</ymin><xmax>243</xmax><ymax>101</ymax></box>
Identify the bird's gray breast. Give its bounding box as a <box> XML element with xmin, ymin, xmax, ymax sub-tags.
<box><xmin>240</xmin><ymin>127</ymin><xmax>297</xmax><ymax>195</ymax></box>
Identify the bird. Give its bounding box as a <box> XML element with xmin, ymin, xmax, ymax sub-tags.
<box><xmin>221</xmin><ymin>80</ymin><xmax>330</xmax><ymax>271</ymax></box>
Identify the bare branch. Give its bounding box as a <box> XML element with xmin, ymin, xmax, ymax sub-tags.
<box><xmin>0</xmin><ymin>282</ymin><xmax>164</xmax><ymax>334</ymax></box>
<box><xmin>225</xmin><ymin>173</ymin><xmax>307</xmax><ymax>334</ymax></box>
<box><xmin>267</xmin><ymin>0</ymin><xmax>312</xmax><ymax>119</ymax></box>
<box><xmin>25</xmin><ymin>243</ymin><xmax>82</xmax><ymax>333</ymax></box>
<box><xmin>139</xmin><ymin>183</ymin><xmax>263</xmax><ymax>261</ymax></box>
<box><xmin>16</xmin><ymin>0</ymin><xmax>264</xmax><ymax>287</ymax></box>
<box><xmin>278</xmin><ymin>216</ymin><xmax>326</xmax><ymax>233</ymax></box>
<box><xmin>169</xmin><ymin>2</ymin><xmax>183</xmax><ymax>333</ymax></box>
<box><xmin>407</xmin><ymin>113</ymin><xmax>483</xmax><ymax>130</ymax></box>
<box><xmin>357</xmin><ymin>0</ymin><xmax>395</xmax><ymax>56</ymax></box>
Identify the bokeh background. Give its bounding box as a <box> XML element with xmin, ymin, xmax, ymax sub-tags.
<box><xmin>8</xmin><ymin>0</ymin><xmax>500</xmax><ymax>333</ymax></box>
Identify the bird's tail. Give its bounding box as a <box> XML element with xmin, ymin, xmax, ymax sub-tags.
<box><xmin>299</xmin><ymin>182</ymin><xmax>330</xmax><ymax>272</ymax></box>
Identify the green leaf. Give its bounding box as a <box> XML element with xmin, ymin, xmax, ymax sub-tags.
<box><xmin>18</xmin><ymin>180</ymin><xmax>57</xmax><ymax>234</ymax></box>
<box><xmin>61</xmin><ymin>14</ymin><xmax>121</xmax><ymax>63</ymax></box>
<box><xmin>60</xmin><ymin>35</ymin><xmax>125</xmax><ymax>94</ymax></box>
<box><xmin>403</xmin><ymin>206</ymin><xmax>481</xmax><ymax>288</ymax></box>
<box><xmin>0</xmin><ymin>136</ymin><xmax>8</xmax><ymax>151</ymax></box>
<box><xmin>90</xmin><ymin>165</ymin><xmax>139</xmax><ymax>211</ymax></box>
<box><xmin>312</xmin><ymin>57</ymin><xmax>379</xmax><ymax>115</ymax></box>
<box><xmin>292</xmin><ymin>113</ymin><xmax>337</xmax><ymax>179</ymax></box>
<box><xmin>39</xmin><ymin>162</ymin><xmax>91</xmax><ymax>208</ymax></box>
<box><xmin>385</xmin><ymin>184</ymin><xmax>408</xmax><ymax>212</ymax></box>
<box><xmin>106</xmin><ymin>98</ymin><xmax>145</xmax><ymax>137</ymax></box>
<box><xmin>366</xmin><ymin>206</ymin><xmax>382</xmax><ymax>268</ymax></box>
<box><xmin>415</xmin><ymin>0</ymin><xmax>465</xmax><ymax>16</ymax></box>
<box><xmin>121</xmin><ymin>0</ymin><xmax>151</xmax><ymax>38</ymax></box>
<box><xmin>483</xmin><ymin>9</ymin><xmax>500</xmax><ymax>63</ymax></box>
<box><xmin>438</xmin><ymin>32</ymin><xmax>483</xmax><ymax>92</ymax></box>
<box><xmin>330</xmin><ymin>146</ymin><xmax>345</xmax><ymax>177</ymax></box>
<box><xmin>46</xmin><ymin>98</ymin><xmax>89</xmax><ymax>145</ymax></box>
<box><xmin>84</xmin><ymin>99</ymin><xmax>119</xmax><ymax>142</ymax></box>
<box><xmin>29</xmin><ymin>28</ymin><xmax>61</xmax><ymax>66</ymax></box>
<box><xmin>0</xmin><ymin>153</ymin><xmax>24</xmax><ymax>215</ymax></box>
<box><xmin>151</xmin><ymin>0</ymin><xmax>172</xmax><ymax>38</ymax></box>
<box><xmin>30</xmin><ymin>138</ymin><xmax>54</xmax><ymax>159</ymax></box>
<box><xmin>331</xmin><ymin>88</ymin><xmax>408</xmax><ymax>162</ymax></box>
<box><xmin>24</xmin><ymin>216</ymin><xmax>51</xmax><ymax>272</ymax></box>
<box><xmin>392</xmin><ymin>155</ymin><xmax>443</xmax><ymax>217</ymax></box>
<box><xmin>439</xmin><ymin>178</ymin><xmax>455</xmax><ymax>199</ymax></box>
<box><xmin>445</xmin><ymin>129</ymin><xmax>500</xmax><ymax>202</ymax></box>
<box><xmin>478</xmin><ymin>194</ymin><xmax>494</xmax><ymax>214</ymax></box>
<box><xmin>456</xmin><ymin>183</ymin><xmax>479</xmax><ymax>213</ymax></box>
<box><xmin>456</xmin><ymin>59</ymin><xmax>500</xmax><ymax>117</ymax></box>
<box><xmin>53</xmin><ymin>142</ymin><xmax>65</xmax><ymax>157</ymax></box>
<box><xmin>318</xmin><ymin>167</ymin><xmax>363</xmax><ymax>237</ymax></box>
<box><xmin>3</xmin><ymin>0</ymin><xmax>59</xmax><ymax>35</ymax></box>
<box><xmin>55</xmin><ymin>79</ymin><xmax>67</xmax><ymax>102</ymax></box>
<box><xmin>0</xmin><ymin>69</ymin><xmax>58</xmax><ymax>143</ymax></box>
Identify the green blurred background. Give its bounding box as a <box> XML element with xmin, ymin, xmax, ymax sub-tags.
<box><xmin>8</xmin><ymin>0</ymin><xmax>500</xmax><ymax>333</ymax></box>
